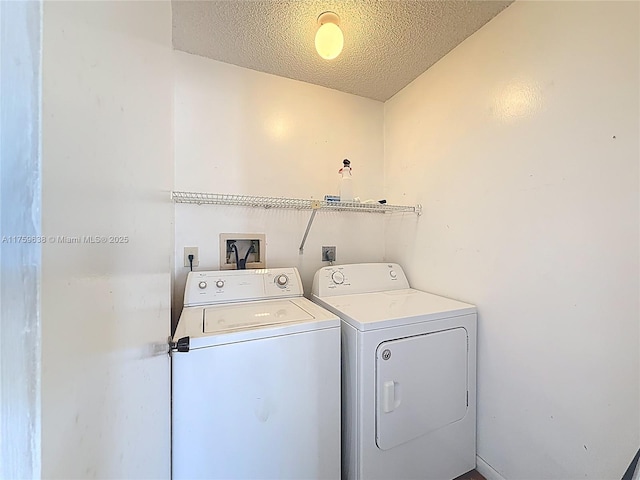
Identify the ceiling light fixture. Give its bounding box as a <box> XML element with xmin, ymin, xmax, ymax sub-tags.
<box><xmin>315</xmin><ymin>12</ymin><xmax>343</xmax><ymax>60</ymax></box>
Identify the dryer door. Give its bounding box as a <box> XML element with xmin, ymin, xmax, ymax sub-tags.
<box><xmin>375</xmin><ymin>327</ymin><xmax>468</xmax><ymax>451</ymax></box>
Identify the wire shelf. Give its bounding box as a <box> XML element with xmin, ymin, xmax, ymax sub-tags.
<box><xmin>171</xmin><ymin>191</ymin><xmax>422</xmax><ymax>215</ymax></box>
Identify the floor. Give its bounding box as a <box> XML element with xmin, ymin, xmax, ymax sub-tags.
<box><xmin>454</xmin><ymin>470</ymin><xmax>487</xmax><ymax>480</ymax></box>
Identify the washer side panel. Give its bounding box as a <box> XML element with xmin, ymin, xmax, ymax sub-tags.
<box><xmin>341</xmin><ymin>321</ymin><xmax>359</xmax><ymax>480</ymax></box>
<box><xmin>172</xmin><ymin>327</ymin><xmax>341</xmax><ymax>480</ymax></box>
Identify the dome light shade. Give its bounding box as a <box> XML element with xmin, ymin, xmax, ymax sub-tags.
<box><xmin>315</xmin><ymin>12</ymin><xmax>343</xmax><ymax>60</ymax></box>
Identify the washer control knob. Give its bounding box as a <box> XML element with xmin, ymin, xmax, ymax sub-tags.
<box><xmin>332</xmin><ymin>271</ymin><xmax>345</xmax><ymax>284</ymax></box>
<box><xmin>390</xmin><ymin>270</ymin><xmax>397</xmax><ymax>279</ymax></box>
<box><xmin>198</xmin><ymin>281</ymin><xmax>207</xmax><ymax>289</ymax></box>
<box><xmin>215</xmin><ymin>280</ymin><xmax>225</xmax><ymax>289</ymax></box>
<box><xmin>276</xmin><ymin>274</ymin><xmax>289</xmax><ymax>287</ymax></box>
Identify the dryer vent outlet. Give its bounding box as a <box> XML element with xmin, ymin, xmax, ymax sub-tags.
<box><xmin>220</xmin><ymin>233</ymin><xmax>266</xmax><ymax>270</ymax></box>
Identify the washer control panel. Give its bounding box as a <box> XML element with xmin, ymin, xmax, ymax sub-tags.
<box><xmin>184</xmin><ymin>267</ymin><xmax>303</xmax><ymax>306</ymax></box>
<box><xmin>311</xmin><ymin>263</ymin><xmax>410</xmax><ymax>297</ymax></box>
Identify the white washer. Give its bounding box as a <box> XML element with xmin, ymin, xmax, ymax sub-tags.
<box><xmin>311</xmin><ymin>263</ymin><xmax>477</xmax><ymax>480</ymax></box>
<box><xmin>172</xmin><ymin>267</ymin><xmax>340</xmax><ymax>480</ymax></box>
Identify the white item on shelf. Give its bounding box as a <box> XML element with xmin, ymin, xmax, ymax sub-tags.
<box><xmin>339</xmin><ymin>159</ymin><xmax>354</xmax><ymax>202</ymax></box>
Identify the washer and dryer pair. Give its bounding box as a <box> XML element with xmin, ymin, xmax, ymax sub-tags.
<box><xmin>171</xmin><ymin>263</ymin><xmax>476</xmax><ymax>480</ymax></box>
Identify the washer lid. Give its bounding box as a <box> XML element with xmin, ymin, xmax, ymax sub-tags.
<box><xmin>204</xmin><ymin>300</ymin><xmax>314</xmax><ymax>334</ymax></box>
<box><xmin>313</xmin><ymin>289</ymin><xmax>476</xmax><ymax>331</ymax></box>
<box><xmin>173</xmin><ymin>297</ymin><xmax>340</xmax><ymax>349</ymax></box>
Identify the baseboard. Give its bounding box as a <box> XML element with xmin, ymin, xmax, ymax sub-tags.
<box><xmin>476</xmin><ymin>455</ymin><xmax>506</xmax><ymax>480</ymax></box>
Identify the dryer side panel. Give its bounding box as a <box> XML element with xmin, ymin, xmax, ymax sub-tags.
<box><xmin>341</xmin><ymin>321</ymin><xmax>360</xmax><ymax>480</ymax></box>
<box><xmin>375</xmin><ymin>327</ymin><xmax>468</xmax><ymax>451</ymax></box>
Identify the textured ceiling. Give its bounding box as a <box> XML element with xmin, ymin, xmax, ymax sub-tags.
<box><xmin>172</xmin><ymin>0</ymin><xmax>513</xmax><ymax>102</ymax></box>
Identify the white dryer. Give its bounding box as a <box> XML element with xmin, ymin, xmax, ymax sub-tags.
<box><xmin>311</xmin><ymin>263</ymin><xmax>477</xmax><ymax>480</ymax></box>
<box><xmin>172</xmin><ymin>267</ymin><xmax>340</xmax><ymax>480</ymax></box>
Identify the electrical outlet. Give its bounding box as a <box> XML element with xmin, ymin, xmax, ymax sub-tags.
<box><xmin>184</xmin><ymin>246</ymin><xmax>199</xmax><ymax>268</ymax></box>
<box><xmin>322</xmin><ymin>246</ymin><xmax>336</xmax><ymax>262</ymax></box>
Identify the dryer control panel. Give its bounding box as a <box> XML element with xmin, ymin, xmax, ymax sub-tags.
<box><xmin>311</xmin><ymin>263</ymin><xmax>409</xmax><ymax>297</ymax></box>
<box><xmin>184</xmin><ymin>267</ymin><xmax>303</xmax><ymax>306</ymax></box>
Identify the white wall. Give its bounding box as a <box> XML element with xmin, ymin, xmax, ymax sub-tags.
<box><xmin>173</xmin><ymin>51</ymin><xmax>386</xmax><ymax>323</ymax></box>
<box><xmin>384</xmin><ymin>2</ymin><xmax>639</xmax><ymax>479</ymax></box>
<box><xmin>42</xmin><ymin>2</ymin><xmax>173</xmax><ymax>478</ymax></box>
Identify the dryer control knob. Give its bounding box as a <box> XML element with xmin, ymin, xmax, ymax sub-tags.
<box><xmin>390</xmin><ymin>270</ymin><xmax>397</xmax><ymax>279</ymax></box>
<box><xmin>332</xmin><ymin>271</ymin><xmax>345</xmax><ymax>284</ymax></box>
<box><xmin>276</xmin><ymin>274</ymin><xmax>289</xmax><ymax>287</ymax></box>
<box><xmin>198</xmin><ymin>281</ymin><xmax>207</xmax><ymax>289</ymax></box>
<box><xmin>215</xmin><ymin>280</ymin><xmax>225</xmax><ymax>289</ymax></box>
